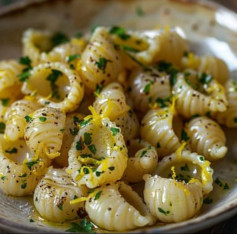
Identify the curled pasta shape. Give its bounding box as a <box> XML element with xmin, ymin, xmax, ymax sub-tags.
<box><xmin>54</xmin><ymin>113</ymin><xmax>85</xmax><ymax>167</ymax></box>
<box><xmin>0</xmin><ymin>136</ymin><xmax>49</xmax><ymax>196</ymax></box>
<box><xmin>128</xmin><ymin>68</ymin><xmax>171</xmax><ymax>113</ymax></box>
<box><xmin>0</xmin><ymin>97</ymin><xmax>15</xmax><ymax>122</ymax></box>
<box><xmin>143</xmin><ymin>174</ymin><xmax>203</xmax><ymax>223</ymax></box>
<box><xmin>22</xmin><ymin>29</ymin><xmax>53</xmax><ymax>65</ymax></box>
<box><xmin>41</xmin><ymin>38</ymin><xmax>85</xmax><ymax>63</ymax></box>
<box><xmin>114</xmin><ymin>28</ymin><xmax>188</xmax><ymax>66</ymax></box>
<box><xmin>0</xmin><ymin>60</ymin><xmax>23</xmax><ymax>99</ymax></box>
<box><xmin>34</xmin><ymin>167</ymin><xmax>87</xmax><ymax>222</ymax></box>
<box><xmin>173</xmin><ymin>73</ymin><xmax>228</xmax><ymax>118</ymax></box>
<box><xmin>123</xmin><ymin>139</ymin><xmax>158</xmax><ymax>183</ymax></box>
<box><xmin>68</xmin><ymin>108</ymin><xmax>128</xmax><ymax>188</ymax></box>
<box><xmin>156</xmin><ymin>149</ymin><xmax>213</xmax><ymax>195</ymax></box>
<box><xmin>141</xmin><ymin>103</ymin><xmax>183</xmax><ymax>158</ymax></box>
<box><xmin>80</xmin><ymin>27</ymin><xmax>122</xmax><ymax>91</ymax></box>
<box><xmin>114</xmin><ymin>110</ymin><xmax>139</xmax><ymax>141</ymax></box>
<box><xmin>182</xmin><ymin>53</ymin><xmax>229</xmax><ymax>84</ymax></box>
<box><xmin>24</xmin><ymin>107</ymin><xmax>66</xmax><ymax>159</ymax></box>
<box><xmin>4</xmin><ymin>99</ymin><xmax>42</xmax><ymax>141</ymax></box>
<box><xmin>216</xmin><ymin>80</ymin><xmax>237</xmax><ymax>127</ymax></box>
<box><xmin>85</xmin><ymin>182</ymin><xmax>155</xmax><ymax>231</ymax></box>
<box><xmin>186</xmin><ymin>116</ymin><xmax>227</xmax><ymax>161</ymax></box>
<box><xmin>93</xmin><ymin>82</ymin><xmax>130</xmax><ymax>121</ymax></box>
<box><xmin>21</xmin><ymin>62</ymin><xmax>84</xmax><ymax>112</ymax></box>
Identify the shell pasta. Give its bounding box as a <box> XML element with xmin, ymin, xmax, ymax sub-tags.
<box><xmin>0</xmin><ymin>24</ymin><xmax>234</xmax><ymax>232</ymax></box>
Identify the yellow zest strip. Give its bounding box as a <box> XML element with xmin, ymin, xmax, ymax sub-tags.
<box><xmin>171</xmin><ymin>166</ymin><xmax>190</xmax><ymax>196</ymax></box>
<box><xmin>75</xmin><ymin>166</ymin><xmax>94</xmax><ymax>181</ymax></box>
<box><xmin>88</xmin><ymin>105</ymin><xmax>101</xmax><ymax>122</ymax></box>
<box><xmin>164</xmin><ymin>25</ymin><xmax>171</xmax><ymax>32</ymax></box>
<box><xmin>44</xmin><ymin>148</ymin><xmax>60</xmax><ymax>159</ymax></box>
<box><xmin>186</xmin><ymin>53</ymin><xmax>200</xmax><ymax>69</ymax></box>
<box><xmin>201</xmin><ymin>161</ymin><xmax>212</xmax><ymax>186</ymax></box>
<box><xmin>94</xmin><ymin>91</ymin><xmax>103</xmax><ymax>99</ymax></box>
<box><xmin>175</xmin><ymin>141</ymin><xmax>186</xmax><ymax>160</ymax></box>
<box><xmin>77</xmin><ymin>156</ymin><xmax>101</xmax><ymax>166</ymax></box>
<box><xmin>71</xmin><ymin>38</ymin><xmax>86</xmax><ymax>49</ymax></box>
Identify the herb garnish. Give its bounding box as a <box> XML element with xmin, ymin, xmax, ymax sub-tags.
<box><xmin>46</xmin><ymin>69</ymin><xmax>62</xmax><ymax>100</ymax></box>
<box><xmin>84</xmin><ymin>132</ymin><xmax>92</xmax><ymax>145</ymax></box>
<box><xmin>1</xmin><ymin>98</ymin><xmax>9</xmax><ymax>107</ymax></box>
<box><xmin>110</xmin><ymin>127</ymin><xmax>120</xmax><ymax>136</ymax></box>
<box><xmin>200</xmin><ymin>73</ymin><xmax>213</xmax><ymax>84</ymax></box>
<box><xmin>25</xmin><ymin>159</ymin><xmax>39</xmax><ymax>170</ymax></box>
<box><xmin>181</xmin><ymin>130</ymin><xmax>189</xmax><ymax>141</ymax></box>
<box><xmin>66</xmin><ymin>219</ymin><xmax>93</xmax><ymax>233</ymax></box>
<box><xmin>0</xmin><ymin>122</ymin><xmax>5</xmax><ymax>133</ymax></box>
<box><xmin>203</xmin><ymin>197</ymin><xmax>213</xmax><ymax>204</ymax></box>
<box><xmin>39</xmin><ymin>117</ymin><xmax>47</xmax><ymax>122</ymax></box>
<box><xmin>25</xmin><ymin>115</ymin><xmax>32</xmax><ymax>123</ymax></box>
<box><xmin>88</xmin><ymin>144</ymin><xmax>96</xmax><ymax>154</ymax></box>
<box><xmin>5</xmin><ymin>148</ymin><xmax>18</xmax><ymax>154</ymax></box>
<box><xmin>95</xmin><ymin>57</ymin><xmax>111</xmax><ymax>72</ymax></box>
<box><xmin>51</xmin><ymin>32</ymin><xmax>69</xmax><ymax>47</ymax></box>
<box><xmin>158</xmin><ymin>207</ymin><xmax>170</xmax><ymax>216</ymax></box>
<box><xmin>67</xmin><ymin>54</ymin><xmax>81</xmax><ymax>63</ymax></box>
<box><xmin>109</xmin><ymin>26</ymin><xmax>131</xmax><ymax>40</ymax></box>
<box><xmin>94</xmin><ymin>191</ymin><xmax>102</xmax><ymax>200</ymax></box>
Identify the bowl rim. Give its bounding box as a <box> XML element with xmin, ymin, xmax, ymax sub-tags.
<box><xmin>0</xmin><ymin>0</ymin><xmax>237</xmax><ymax>233</ymax></box>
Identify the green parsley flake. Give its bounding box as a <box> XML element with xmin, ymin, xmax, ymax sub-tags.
<box><xmin>24</xmin><ymin>115</ymin><xmax>32</xmax><ymax>123</ymax></box>
<box><xmin>51</xmin><ymin>32</ymin><xmax>69</xmax><ymax>47</ymax></box>
<box><xmin>206</xmin><ymin>111</ymin><xmax>211</xmax><ymax>117</ymax></box>
<box><xmin>18</xmin><ymin>71</ymin><xmax>31</xmax><ymax>82</ymax></box>
<box><xmin>234</xmin><ymin>117</ymin><xmax>237</xmax><ymax>123</ymax></box>
<box><xmin>90</xmin><ymin>24</ymin><xmax>99</xmax><ymax>34</ymax></box>
<box><xmin>224</xmin><ymin>183</ymin><xmax>229</xmax><ymax>190</ymax></box>
<box><xmin>200</xmin><ymin>73</ymin><xmax>213</xmax><ymax>84</ymax></box>
<box><xmin>121</xmin><ymin>45</ymin><xmax>140</xmax><ymax>53</ymax></box>
<box><xmin>39</xmin><ymin>117</ymin><xmax>47</xmax><ymax>122</ymax></box>
<box><xmin>143</xmin><ymin>83</ymin><xmax>152</xmax><ymax>95</ymax></box>
<box><xmin>83</xmin><ymin>168</ymin><xmax>90</xmax><ymax>174</ymax></box>
<box><xmin>21</xmin><ymin>182</ymin><xmax>27</xmax><ymax>189</ymax></box>
<box><xmin>26</xmin><ymin>159</ymin><xmax>39</xmax><ymax>170</ymax></box>
<box><xmin>140</xmin><ymin>150</ymin><xmax>147</xmax><ymax>158</ymax></box>
<box><xmin>1</xmin><ymin>176</ymin><xmax>6</xmax><ymax>180</ymax></box>
<box><xmin>109</xmin><ymin>26</ymin><xmax>131</xmax><ymax>40</ymax></box>
<box><xmin>88</xmin><ymin>144</ymin><xmax>96</xmax><ymax>154</ymax></box>
<box><xmin>46</xmin><ymin>69</ymin><xmax>62</xmax><ymax>100</ymax></box>
<box><xmin>73</xmin><ymin>116</ymin><xmax>80</xmax><ymax>125</ymax></box>
<box><xmin>136</xmin><ymin>6</ymin><xmax>144</xmax><ymax>16</ymax></box>
<box><xmin>67</xmin><ymin>54</ymin><xmax>81</xmax><ymax>63</ymax></box>
<box><xmin>29</xmin><ymin>219</ymin><xmax>35</xmax><ymax>222</ymax></box>
<box><xmin>69</xmin><ymin>127</ymin><xmax>79</xmax><ymax>136</ymax></box>
<box><xmin>156</xmin><ymin>142</ymin><xmax>161</xmax><ymax>148</ymax></box>
<box><xmin>199</xmin><ymin>156</ymin><xmax>204</xmax><ymax>161</ymax></box>
<box><xmin>95</xmin><ymin>57</ymin><xmax>110</xmax><ymax>72</ymax></box>
<box><xmin>76</xmin><ymin>139</ymin><xmax>83</xmax><ymax>151</ymax></box>
<box><xmin>203</xmin><ymin>197</ymin><xmax>213</xmax><ymax>204</ymax></box>
<box><xmin>215</xmin><ymin>177</ymin><xmax>223</xmax><ymax>187</ymax></box>
<box><xmin>95</xmin><ymin>84</ymin><xmax>104</xmax><ymax>95</ymax></box>
<box><xmin>19</xmin><ymin>173</ymin><xmax>27</xmax><ymax>178</ymax></box>
<box><xmin>94</xmin><ymin>191</ymin><xmax>102</xmax><ymax>200</ymax></box>
<box><xmin>109</xmin><ymin>166</ymin><xmax>115</xmax><ymax>171</ymax></box>
<box><xmin>181</xmin><ymin>163</ymin><xmax>190</xmax><ymax>172</ymax></box>
<box><xmin>80</xmin><ymin>118</ymin><xmax>92</xmax><ymax>127</ymax></box>
<box><xmin>1</xmin><ymin>98</ymin><xmax>9</xmax><ymax>107</ymax></box>
<box><xmin>5</xmin><ymin>147</ymin><xmax>17</xmax><ymax>154</ymax></box>
<box><xmin>110</xmin><ymin>127</ymin><xmax>120</xmax><ymax>136</ymax></box>
<box><xmin>158</xmin><ymin>207</ymin><xmax>170</xmax><ymax>216</ymax></box>
<box><xmin>80</xmin><ymin>154</ymin><xmax>92</xmax><ymax>158</ymax></box>
<box><xmin>19</xmin><ymin>56</ymin><xmax>32</xmax><ymax>68</ymax></box>
<box><xmin>66</xmin><ymin>219</ymin><xmax>93</xmax><ymax>233</ymax></box>
<box><xmin>84</xmin><ymin>132</ymin><xmax>92</xmax><ymax>145</ymax></box>
<box><xmin>181</xmin><ymin>130</ymin><xmax>190</xmax><ymax>141</ymax></box>
<box><xmin>0</xmin><ymin>122</ymin><xmax>5</xmax><ymax>134</ymax></box>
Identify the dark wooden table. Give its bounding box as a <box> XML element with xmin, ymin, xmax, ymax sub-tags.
<box><xmin>0</xmin><ymin>0</ymin><xmax>236</xmax><ymax>233</ymax></box>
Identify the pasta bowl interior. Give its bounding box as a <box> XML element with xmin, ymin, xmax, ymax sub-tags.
<box><xmin>0</xmin><ymin>0</ymin><xmax>237</xmax><ymax>233</ymax></box>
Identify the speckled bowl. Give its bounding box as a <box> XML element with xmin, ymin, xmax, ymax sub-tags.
<box><xmin>0</xmin><ymin>0</ymin><xmax>237</xmax><ymax>233</ymax></box>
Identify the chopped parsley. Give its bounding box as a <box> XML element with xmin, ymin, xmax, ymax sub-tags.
<box><xmin>136</xmin><ymin>6</ymin><xmax>144</xmax><ymax>16</ymax></box>
<box><xmin>39</xmin><ymin>117</ymin><xmax>47</xmax><ymax>122</ymax></box>
<box><xmin>109</xmin><ymin>166</ymin><xmax>115</xmax><ymax>171</ymax></box>
<box><xmin>80</xmin><ymin>154</ymin><xmax>92</xmax><ymax>158</ymax></box>
<box><xmin>156</xmin><ymin>142</ymin><xmax>161</xmax><ymax>148</ymax></box>
<box><xmin>180</xmin><ymin>163</ymin><xmax>189</xmax><ymax>172</ymax></box>
<box><xmin>67</xmin><ymin>54</ymin><xmax>81</xmax><ymax>63</ymax></box>
<box><xmin>95</xmin><ymin>84</ymin><xmax>104</xmax><ymax>95</ymax></box>
<box><xmin>84</xmin><ymin>132</ymin><xmax>92</xmax><ymax>145</ymax></box>
<box><xmin>215</xmin><ymin>177</ymin><xmax>223</xmax><ymax>187</ymax></box>
<box><xmin>121</xmin><ymin>45</ymin><xmax>140</xmax><ymax>53</ymax></box>
<box><xmin>234</xmin><ymin>117</ymin><xmax>237</xmax><ymax>123</ymax></box>
<box><xmin>66</xmin><ymin>219</ymin><xmax>93</xmax><ymax>233</ymax></box>
<box><xmin>88</xmin><ymin>144</ymin><xmax>96</xmax><ymax>154</ymax></box>
<box><xmin>80</xmin><ymin>118</ymin><xmax>92</xmax><ymax>127</ymax></box>
<box><xmin>18</xmin><ymin>71</ymin><xmax>31</xmax><ymax>82</ymax></box>
<box><xmin>203</xmin><ymin>197</ymin><xmax>213</xmax><ymax>204</ymax></box>
<box><xmin>57</xmin><ymin>200</ymin><xmax>64</xmax><ymax>211</ymax></box>
<box><xmin>21</xmin><ymin>182</ymin><xmax>27</xmax><ymax>189</ymax></box>
<box><xmin>109</xmin><ymin>26</ymin><xmax>131</xmax><ymax>40</ymax></box>
<box><xmin>77</xmin><ymin>207</ymin><xmax>88</xmax><ymax>219</ymax></box>
<box><xmin>181</xmin><ymin>130</ymin><xmax>189</xmax><ymax>141</ymax></box>
<box><xmin>51</xmin><ymin>32</ymin><xmax>69</xmax><ymax>47</ymax></box>
<box><xmin>224</xmin><ymin>183</ymin><xmax>229</xmax><ymax>190</ymax></box>
<box><xmin>95</xmin><ymin>57</ymin><xmax>110</xmax><ymax>72</ymax></box>
<box><xmin>199</xmin><ymin>156</ymin><xmax>204</xmax><ymax>161</ymax></box>
<box><xmin>1</xmin><ymin>98</ymin><xmax>9</xmax><ymax>107</ymax></box>
<box><xmin>73</xmin><ymin>116</ymin><xmax>80</xmax><ymax>125</ymax></box>
<box><xmin>191</xmin><ymin>114</ymin><xmax>200</xmax><ymax>119</ymax></box>
<box><xmin>83</xmin><ymin>168</ymin><xmax>90</xmax><ymax>174</ymax></box>
<box><xmin>69</xmin><ymin>127</ymin><xmax>79</xmax><ymax>136</ymax></box>
<box><xmin>110</xmin><ymin>127</ymin><xmax>120</xmax><ymax>136</ymax></box>
<box><xmin>19</xmin><ymin>56</ymin><xmax>32</xmax><ymax>69</ymax></box>
<box><xmin>5</xmin><ymin>147</ymin><xmax>17</xmax><ymax>154</ymax></box>
<box><xmin>94</xmin><ymin>191</ymin><xmax>102</xmax><ymax>200</ymax></box>
<box><xmin>24</xmin><ymin>115</ymin><xmax>32</xmax><ymax>123</ymax></box>
<box><xmin>19</xmin><ymin>173</ymin><xmax>27</xmax><ymax>178</ymax></box>
<box><xmin>0</xmin><ymin>122</ymin><xmax>5</xmax><ymax>133</ymax></box>
<box><xmin>155</xmin><ymin>96</ymin><xmax>171</xmax><ymax>108</ymax></box>
<box><xmin>140</xmin><ymin>150</ymin><xmax>147</xmax><ymax>158</ymax></box>
<box><xmin>206</xmin><ymin>111</ymin><xmax>211</xmax><ymax>117</ymax></box>
<box><xmin>76</xmin><ymin>139</ymin><xmax>84</xmax><ymax>151</ymax></box>
<box><xmin>200</xmin><ymin>73</ymin><xmax>213</xmax><ymax>84</ymax></box>
<box><xmin>25</xmin><ymin>159</ymin><xmax>39</xmax><ymax>170</ymax></box>
<box><xmin>1</xmin><ymin>176</ymin><xmax>6</xmax><ymax>180</ymax></box>
<box><xmin>143</xmin><ymin>82</ymin><xmax>152</xmax><ymax>95</ymax></box>
<box><xmin>29</xmin><ymin>219</ymin><xmax>34</xmax><ymax>222</ymax></box>
<box><xmin>90</xmin><ymin>24</ymin><xmax>99</xmax><ymax>34</ymax></box>
<box><xmin>46</xmin><ymin>69</ymin><xmax>63</xmax><ymax>100</ymax></box>
<box><xmin>158</xmin><ymin>207</ymin><xmax>170</xmax><ymax>216</ymax></box>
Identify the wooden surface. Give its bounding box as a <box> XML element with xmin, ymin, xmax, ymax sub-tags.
<box><xmin>0</xmin><ymin>0</ymin><xmax>236</xmax><ymax>233</ymax></box>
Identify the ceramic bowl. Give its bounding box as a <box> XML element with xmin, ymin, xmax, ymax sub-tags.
<box><xmin>0</xmin><ymin>0</ymin><xmax>237</xmax><ymax>233</ymax></box>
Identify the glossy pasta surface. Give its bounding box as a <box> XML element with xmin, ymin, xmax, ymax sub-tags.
<box><xmin>0</xmin><ymin>24</ymin><xmax>234</xmax><ymax>232</ymax></box>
